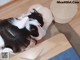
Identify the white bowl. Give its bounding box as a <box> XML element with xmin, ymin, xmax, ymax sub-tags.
<box><xmin>50</xmin><ymin>0</ymin><xmax>78</xmax><ymax>24</ymax></box>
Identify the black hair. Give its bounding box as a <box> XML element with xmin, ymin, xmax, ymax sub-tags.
<box><xmin>27</xmin><ymin>9</ymin><xmax>44</xmax><ymax>37</ymax></box>
<box><xmin>30</xmin><ymin>24</ymin><xmax>39</xmax><ymax>37</ymax></box>
<box><xmin>28</xmin><ymin>9</ymin><xmax>44</xmax><ymax>27</ymax></box>
<box><xmin>0</xmin><ymin>18</ymin><xmax>35</xmax><ymax>52</ymax></box>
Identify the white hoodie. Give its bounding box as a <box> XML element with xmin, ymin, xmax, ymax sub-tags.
<box><xmin>27</xmin><ymin>4</ymin><xmax>54</xmax><ymax>40</ymax></box>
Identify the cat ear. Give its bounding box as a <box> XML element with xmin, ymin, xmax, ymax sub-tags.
<box><xmin>0</xmin><ymin>35</ymin><xmax>4</xmax><ymax>48</ymax></box>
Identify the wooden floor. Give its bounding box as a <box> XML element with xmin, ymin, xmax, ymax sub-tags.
<box><xmin>69</xmin><ymin>0</ymin><xmax>80</xmax><ymax>36</ymax></box>
<box><xmin>0</xmin><ymin>0</ymin><xmax>80</xmax><ymax>55</ymax></box>
<box><xmin>0</xmin><ymin>0</ymin><xmax>51</xmax><ymax>19</ymax></box>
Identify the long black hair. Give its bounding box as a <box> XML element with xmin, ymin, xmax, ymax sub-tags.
<box><xmin>0</xmin><ymin>18</ymin><xmax>32</xmax><ymax>52</ymax></box>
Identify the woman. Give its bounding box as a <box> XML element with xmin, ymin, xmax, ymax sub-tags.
<box><xmin>0</xmin><ymin>18</ymin><xmax>37</xmax><ymax>53</ymax></box>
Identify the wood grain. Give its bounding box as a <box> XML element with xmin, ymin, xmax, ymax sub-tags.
<box><xmin>0</xmin><ymin>0</ymin><xmax>16</xmax><ymax>8</ymax></box>
<box><xmin>0</xmin><ymin>0</ymin><xmax>52</xmax><ymax>19</ymax></box>
<box><xmin>10</xmin><ymin>33</ymin><xmax>71</xmax><ymax>60</ymax></box>
<box><xmin>69</xmin><ymin>0</ymin><xmax>80</xmax><ymax>36</ymax></box>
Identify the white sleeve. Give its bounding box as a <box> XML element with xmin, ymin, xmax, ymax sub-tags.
<box><xmin>0</xmin><ymin>35</ymin><xmax>4</xmax><ymax>48</ymax></box>
<box><xmin>2</xmin><ymin>48</ymin><xmax>14</xmax><ymax>55</ymax></box>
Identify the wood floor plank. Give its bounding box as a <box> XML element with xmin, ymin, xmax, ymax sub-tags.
<box><xmin>0</xmin><ymin>0</ymin><xmax>52</xmax><ymax>19</ymax></box>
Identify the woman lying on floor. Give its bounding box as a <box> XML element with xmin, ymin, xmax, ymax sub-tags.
<box><xmin>0</xmin><ymin>18</ymin><xmax>37</xmax><ymax>54</ymax></box>
<box><xmin>0</xmin><ymin>4</ymin><xmax>54</xmax><ymax>54</ymax></box>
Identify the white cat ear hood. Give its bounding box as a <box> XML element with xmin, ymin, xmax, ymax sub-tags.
<box><xmin>28</xmin><ymin>4</ymin><xmax>54</xmax><ymax>30</ymax></box>
<box><xmin>27</xmin><ymin>4</ymin><xmax>54</xmax><ymax>40</ymax></box>
<box><xmin>26</xmin><ymin>19</ymin><xmax>46</xmax><ymax>40</ymax></box>
<box><xmin>26</xmin><ymin>19</ymin><xmax>40</xmax><ymax>31</ymax></box>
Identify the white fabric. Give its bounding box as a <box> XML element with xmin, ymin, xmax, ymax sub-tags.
<box><xmin>0</xmin><ymin>48</ymin><xmax>14</xmax><ymax>55</ymax></box>
<box><xmin>31</xmin><ymin>25</ymin><xmax>46</xmax><ymax>40</ymax></box>
<box><xmin>9</xmin><ymin>17</ymin><xmax>29</xmax><ymax>29</ymax></box>
<box><xmin>2</xmin><ymin>48</ymin><xmax>13</xmax><ymax>53</ymax></box>
<box><xmin>26</xmin><ymin>19</ymin><xmax>40</xmax><ymax>31</ymax></box>
<box><xmin>0</xmin><ymin>35</ymin><xmax>4</xmax><ymax>48</ymax></box>
<box><xmin>28</xmin><ymin>4</ymin><xmax>54</xmax><ymax>30</ymax></box>
<box><xmin>26</xmin><ymin>19</ymin><xmax>46</xmax><ymax>40</ymax></box>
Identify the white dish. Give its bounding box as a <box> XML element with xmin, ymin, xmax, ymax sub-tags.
<box><xmin>50</xmin><ymin>0</ymin><xmax>78</xmax><ymax>23</ymax></box>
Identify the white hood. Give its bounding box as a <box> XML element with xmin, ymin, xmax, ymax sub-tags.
<box><xmin>26</xmin><ymin>19</ymin><xmax>46</xmax><ymax>40</ymax></box>
<box><xmin>28</xmin><ymin>4</ymin><xmax>54</xmax><ymax>30</ymax></box>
